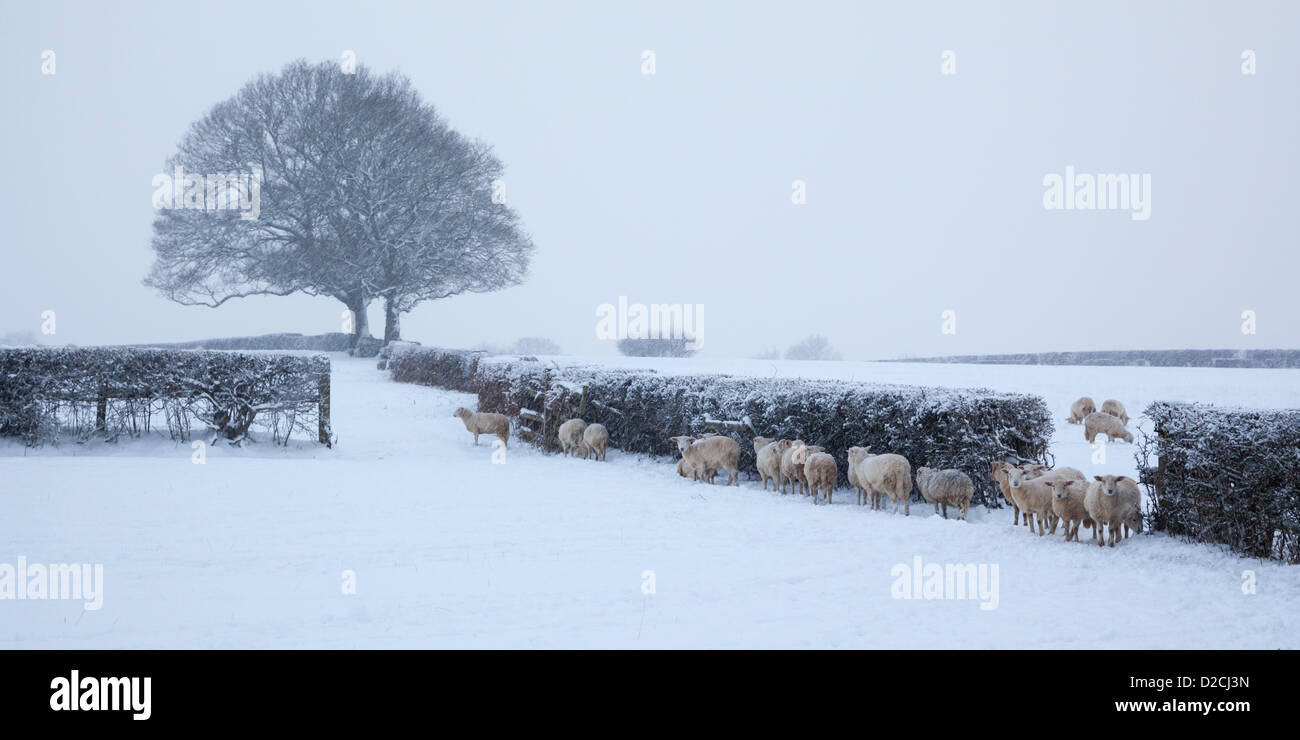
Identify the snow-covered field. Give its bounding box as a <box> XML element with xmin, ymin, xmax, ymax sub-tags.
<box><xmin>2</xmin><ymin>355</ymin><xmax>1298</xmax><ymax>648</ymax></box>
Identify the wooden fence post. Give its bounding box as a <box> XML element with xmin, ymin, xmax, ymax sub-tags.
<box><xmin>318</xmin><ymin>368</ymin><xmax>332</xmax><ymax>447</ymax></box>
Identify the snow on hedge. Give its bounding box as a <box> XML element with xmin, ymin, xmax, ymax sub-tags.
<box><xmin>1139</xmin><ymin>401</ymin><xmax>1300</xmax><ymax>563</ymax></box>
<box><xmin>0</xmin><ymin>347</ymin><xmax>331</xmax><ymax>447</ymax></box>
<box><xmin>388</xmin><ymin>347</ymin><xmax>1054</xmax><ymax>506</ymax></box>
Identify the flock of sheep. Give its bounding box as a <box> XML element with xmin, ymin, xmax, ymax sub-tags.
<box><xmin>451</xmin><ymin>393</ymin><xmax>1145</xmax><ymax>549</ymax></box>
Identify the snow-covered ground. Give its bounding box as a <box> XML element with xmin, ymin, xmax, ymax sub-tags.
<box><xmin>2</xmin><ymin>355</ymin><xmax>1298</xmax><ymax>648</ymax></box>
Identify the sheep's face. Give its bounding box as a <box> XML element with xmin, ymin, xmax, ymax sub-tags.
<box><xmin>916</xmin><ymin>467</ymin><xmax>933</xmax><ymax>484</ymax></box>
<box><xmin>772</xmin><ymin>439</ymin><xmax>793</xmax><ymax>454</ymax></box>
<box><xmin>1049</xmin><ymin>480</ymin><xmax>1070</xmax><ymax>500</ymax></box>
<box><xmin>454</xmin><ymin>408</ymin><xmax>472</xmax><ymax>421</ymax></box>
<box><xmin>1120</xmin><ymin>430</ymin><xmax>1134</xmax><ymax>443</ymax></box>
<box><xmin>1006</xmin><ymin>467</ymin><xmax>1025</xmax><ymax>489</ymax></box>
<box><xmin>1093</xmin><ymin>475</ymin><xmax>1120</xmax><ymax>497</ymax></box>
<box><xmin>849</xmin><ymin>447</ymin><xmax>871</xmax><ymax>466</ymax></box>
<box><xmin>1126</xmin><ymin>511</ymin><xmax>1144</xmax><ymax>533</ymax></box>
<box><xmin>669</xmin><ymin>436</ymin><xmax>694</xmax><ymax>453</ymax></box>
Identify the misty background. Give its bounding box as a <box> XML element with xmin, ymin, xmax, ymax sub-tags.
<box><xmin>2</xmin><ymin>0</ymin><xmax>1297</xmax><ymax>359</ymax></box>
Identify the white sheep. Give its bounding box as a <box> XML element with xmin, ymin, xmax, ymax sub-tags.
<box><xmin>671</xmin><ymin>435</ymin><xmax>741</xmax><ymax>486</ymax></box>
<box><xmin>797</xmin><ymin>449</ymin><xmax>838</xmax><ymax>505</ymax></box>
<box><xmin>557</xmin><ymin>418</ymin><xmax>587</xmax><ymax>456</ymax></box>
<box><xmin>848</xmin><ymin>446</ymin><xmax>871</xmax><ymax>505</ymax></box>
<box><xmin>1100</xmin><ymin>399</ymin><xmax>1130</xmax><ymax>426</ymax></box>
<box><xmin>1115</xmin><ymin>475</ymin><xmax>1143</xmax><ymax>540</ymax></box>
<box><xmin>780</xmin><ymin>442</ymin><xmax>823</xmax><ymax>495</ymax></box>
<box><xmin>753</xmin><ymin>436</ymin><xmax>773</xmax><ymax>454</ymax></box>
<box><xmin>915</xmin><ymin>467</ymin><xmax>973</xmax><ymax>520</ymax></box>
<box><xmin>1045</xmin><ymin>478</ymin><xmax>1093</xmax><ymax>542</ymax></box>
<box><xmin>1068</xmin><ymin>396</ymin><xmax>1097</xmax><ymax>424</ymax></box>
<box><xmin>454</xmin><ymin>407</ymin><xmax>510</xmax><ymax>447</ymax></box>
<box><xmin>580</xmin><ymin>423</ymin><xmax>609</xmax><ymax>461</ymax></box>
<box><xmin>1084</xmin><ymin>475</ymin><xmax>1144</xmax><ymax>547</ymax></box>
<box><xmin>854</xmin><ymin>453</ymin><xmax>912</xmax><ymax>515</ymax></box>
<box><xmin>991</xmin><ymin>462</ymin><xmax>1050</xmax><ymax>526</ymax></box>
<box><xmin>756</xmin><ymin>439</ymin><xmax>793</xmax><ymax>491</ymax></box>
<box><xmin>1084</xmin><ymin>411</ymin><xmax>1134</xmax><ymax>444</ymax></box>
<box><xmin>1004</xmin><ymin>466</ymin><xmax>1056</xmax><ymax>535</ymax></box>
<box><xmin>676</xmin><ymin>457</ymin><xmax>696</xmax><ymax>479</ymax></box>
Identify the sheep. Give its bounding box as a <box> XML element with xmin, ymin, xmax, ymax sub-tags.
<box><xmin>671</xmin><ymin>435</ymin><xmax>741</xmax><ymax>486</ymax></box>
<box><xmin>453</xmin><ymin>407</ymin><xmax>510</xmax><ymax>447</ymax></box>
<box><xmin>991</xmin><ymin>461</ymin><xmax>1025</xmax><ymax>525</ymax></box>
<box><xmin>580</xmin><ymin>423</ymin><xmax>609</xmax><ymax>461</ymax></box>
<box><xmin>1083</xmin><ymin>411</ymin><xmax>1134</xmax><ymax>444</ymax></box>
<box><xmin>1101</xmin><ymin>399</ymin><xmax>1130</xmax><ymax>426</ymax></box>
<box><xmin>915</xmin><ymin>467</ymin><xmax>973</xmax><ymax>520</ymax></box>
<box><xmin>1046</xmin><ymin>478</ymin><xmax>1093</xmax><ymax>542</ymax></box>
<box><xmin>557</xmin><ymin>418</ymin><xmax>587</xmax><ymax>457</ymax></box>
<box><xmin>1068</xmin><ymin>396</ymin><xmax>1097</xmax><ymax>424</ymax></box>
<box><xmin>756</xmin><ymin>439</ymin><xmax>793</xmax><ymax>491</ymax></box>
<box><xmin>1115</xmin><ymin>475</ymin><xmax>1143</xmax><ymax>540</ymax></box>
<box><xmin>676</xmin><ymin>457</ymin><xmax>697</xmax><ymax>479</ymax></box>
<box><xmin>753</xmin><ymin>436</ymin><xmax>773</xmax><ymax>455</ymax></box>
<box><xmin>796</xmin><ymin>451</ymin><xmax>838</xmax><ymax>504</ymax></box>
<box><xmin>1084</xmin><ymin>475</ymin><xmax>1144</xmax><ymax>547</ymax></box>
<box><xmin>848</xmin><ymin>446</ymin><xmax>872</xmax><ymax>505</ymax></box>
<box><xmin>780</xmin><ymin>442</ymin><xmax>824</xmax><ymax>495</ymax></box>
<box><xmin>991</xmin><ymin>462</ymin><xmax>1051</xmax><ymax>526</ymax></box>
<box><xmin>854</xmin><ymin>453</ymin><xmax>912</xmax><ymax>514</ymax></box>
<box><xmin>1003</xmin><ymin>466</ymin><xmax>1056</xmax><ymax>535</ymax></box>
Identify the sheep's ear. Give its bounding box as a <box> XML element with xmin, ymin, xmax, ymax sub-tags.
<box><xmin>1094</xmin><ymin>475</ymin><xmax>1104</xmax><ymax>482</ymax></box>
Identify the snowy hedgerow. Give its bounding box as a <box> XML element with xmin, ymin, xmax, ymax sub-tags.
<box><xmin>1138</xmin><ymin>401</ymin><xmax>1300</xmax><ymax>562</ymax></box>
<box><xmin>0</xmin><ymin>347</ymin><xmax>330</xmax><ymax>447</ymax></box>
<box><xmin>388</xmin><ymin>348</ymin><xmax>1054</xmax><ymax>506</ymax></box>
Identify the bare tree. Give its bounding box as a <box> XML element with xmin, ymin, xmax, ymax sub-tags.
<box><xmin>617</xmin><ymin>337</ymin><xmax>696</xmax><ymax>357</ymax></box>
<box><xmin>144</xmin><ymin>60</ymin><xmax>533</xmax><ymax>346</ymax></box>
<box><xmin>784</xmin><ymin>334</ymin><xmax>842</xmax><ymax>361</ymax></box>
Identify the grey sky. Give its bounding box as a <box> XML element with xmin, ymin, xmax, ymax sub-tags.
<box><xmin>3</xmin><ymin>0</ymin><xmax>1296</xmax><ymax>359</ymax></box>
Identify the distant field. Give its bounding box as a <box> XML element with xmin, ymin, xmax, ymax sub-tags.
<box><xmin>880</xmin><ymin>349</ymin><xmax>1300</xmax><ymax>369</ymax></box>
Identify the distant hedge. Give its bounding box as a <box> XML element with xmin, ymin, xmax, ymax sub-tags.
<box><xmin>389</xmin><ymin>348</ymin><xmax>1054</xmax><ymax>507</ymax></box>
<box><xmin>1138</xmin><ymin>402</ymin><xmax>1300</xmax><ymax>563</ymax></box>
<box><xmin>0</xmin><ymin>347</ymin><xmax>332</xmax><ymax>447</ymax></box>
<box><xmin>890</xmin><ymin>349</ymin><xmax>1300</xmax><ymax>369</ymax></box>
<box><xmin>129</xmin><ymin>332</ymin><xmax>384</xmax><ymax>357</ymax></box>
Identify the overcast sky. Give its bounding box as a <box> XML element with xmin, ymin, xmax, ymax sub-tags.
<box><xmin>3</xmin><ymin>0</ymin><xmax>1297</xmax><ymax>359</ymax></box>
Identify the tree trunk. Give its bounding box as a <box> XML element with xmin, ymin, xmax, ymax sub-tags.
<box><xmin>383</xmin><ymin>298</ymin><xmax>401</xmax><ymax>342</ymax></box>
<box><xmin>345</xmin><ymin>294</ymin><xmax>371</xmax><ymax>348</ymax></box>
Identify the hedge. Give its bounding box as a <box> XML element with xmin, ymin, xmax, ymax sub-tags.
<box><xmin>0</xmin><ymin>347</ymin><xmax>332</xmax><ymax>447</ymax></box>
<box><xmin>389</xmin><ymin>347</ymin><xmax>1054</xmax><ymax>507</ymax></box>
<box><xmin>1138</xmin><ymin>401</ymin><xmax>1300</xmax><ymax>562</ymax></box>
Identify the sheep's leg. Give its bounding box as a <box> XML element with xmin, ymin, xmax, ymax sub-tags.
<box><xmin>473</xmin><ymin>433</ymin><xmax>479</xmax><ymax>445</ymax></box>
<box><xmin>941</xmin><ymin>502</ymin><xmax>948</xmax><ymax>519</ymax></box>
